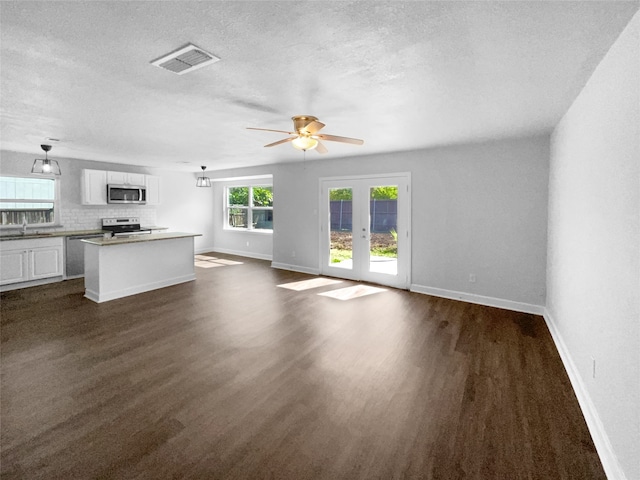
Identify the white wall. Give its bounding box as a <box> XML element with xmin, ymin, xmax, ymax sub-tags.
<box><xmin>547</xmin><ymin>12</ymin><xmax>639</xmax><ymax>480</ymax></box>
<box><xmin>155</xmin><ymin>169</ymin><xmax>215</xmax><ymax>254</ymax></box>
<box><xmin>210</xmin><ymin>134</ymin><xmax>550</xmax><ymax>310</ymax></box>
<box><xmin>0</xmin><ymin>151</ymin><xmax>215</xmax><ymax>252</ymax></box>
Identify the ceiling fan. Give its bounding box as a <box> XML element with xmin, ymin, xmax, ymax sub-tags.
<box><xmin>247</xmin><ymin>115</ymin><xmax>364</xmax><ymax>154</ymax></box>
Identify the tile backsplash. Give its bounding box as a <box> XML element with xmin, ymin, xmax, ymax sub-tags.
<box><xmin>58</xmin><ymin>208</ymin><xmax>157</xmax><ymax>231</ymax></box>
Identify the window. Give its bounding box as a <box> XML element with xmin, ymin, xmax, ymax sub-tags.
<box><xmin>0</xmin><ymin>176</ymin><xmax>59</xmax><ymax>227</ymax></box>
<box><xmin>226</xmin><ymin>185</ymin><xmax>273</xmax><ymax>231</ymax></box>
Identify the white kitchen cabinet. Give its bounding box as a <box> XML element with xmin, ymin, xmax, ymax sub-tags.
<box><xmin>0</xmin><ymin>237</ymin><xmax>64</xmax><ymax>286</ymax></box>
<box><xmin>83</xmin><ymin>169</ymin><xmax>151</xmax><ymax>205</ymax></box>
<box><xmin>145</xmin><ymin>175</ymin><xmax>161</xmax><ymax>205</ymax></box>
<box><xmin>107</xmin><ymin>171</ymin><xmax>146</xmax><ymax>186</ymax></box>
<box><xmin>82</xmin><ymin>169</ymin><xmax>108</xmax><ymax>205</ymax></box>
<box><xmin>0</xmin><ymin>249</ymin><xmax>29</xmax><ymax>284</ymax></box>
<box><xmin>30</xmin><ymin>245</ymin><xmax>64</xmax><ymax>279</ymax></box>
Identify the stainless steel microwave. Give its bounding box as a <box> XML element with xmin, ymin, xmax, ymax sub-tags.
<box><xmin>107</xmin><ymin>184</ymin><xmax>147</xmax><ymax>204</ymax></box>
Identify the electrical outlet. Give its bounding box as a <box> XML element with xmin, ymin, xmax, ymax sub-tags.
<box><xmin>469</xmin><ymin>274</ymin><xmax>476</xmax><ymax>283</ymax></box>
<box><xmin>246</xmin><ymin>241</ymin><xmax>249</xmax><ymax>247</ymax></box>
<box><xmin>292</xmin><ymin>250</ymin><xmax>296</xmax><ymax>258</ymax></box>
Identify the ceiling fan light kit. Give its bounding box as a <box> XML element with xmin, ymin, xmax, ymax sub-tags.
<box><xmin>291</xmin><ymin>136</ymin><xmax>318</xmax><ymax>151</ymax></box>
<box><xmin>247</xmin><ymin>115</ymin><xmax>363</xmax><ymax>154</ymax></box>
<box><xmin>31</xmin><ymin>144</ymin><xmax>61</xmax><ymax>175</ymax></box>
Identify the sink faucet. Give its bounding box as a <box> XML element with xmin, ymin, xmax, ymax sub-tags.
<box><xmin>22</xmin><ymin>217</ymin><xmax>28</xmax><ymax>235</ymax></box>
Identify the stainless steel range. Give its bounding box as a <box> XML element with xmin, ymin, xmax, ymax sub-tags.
<box><xmin>102</xmin><ymin>217</ymin><xmax>151</xmax><ymax>236</ymax></box>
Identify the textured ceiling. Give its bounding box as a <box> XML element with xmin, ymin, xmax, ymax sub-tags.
<box><xmin>1</xmin><ymin>1</ymin><xmax>637</xmax><ymax>172</ymax></box>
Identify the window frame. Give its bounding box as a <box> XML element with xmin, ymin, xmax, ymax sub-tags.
<box><xmin>0</xmin><ymin>174</ymin><xmax>61</xmax><ymax>229</ymax></box>
<box><xmin>225</xmin><ymin>184</ymin><xmax>273</xmax><ymax>233</ymax></box>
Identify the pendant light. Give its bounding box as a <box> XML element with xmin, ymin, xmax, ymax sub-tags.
<box><xmin>31</xmin><ymin>144</ymin><xmax>61</xmax><ymax>175</ymax></box>
<box><xmin>196</xmin><ymin>165</ymin><xmax>211</xmax><ymax>187</ymax></box>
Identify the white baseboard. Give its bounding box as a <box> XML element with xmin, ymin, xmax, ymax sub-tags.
<box><xmin>0</xmin><ymin>275</ymin><xmax>64</xmax><ymax>293</ymax></box>
<box><xmin>410</xmin><ymin>284</ymin><xmax>545</xmax><ymax>315</ymax></box>
<box><xmin>271</xmin><ymin>262</ymin><xmax>320</xmax><ymax>275</ymax></box>
<box><xmin>205</xmin><ymin>247</ymin><xmax>272</xmax><ymax>261</ymax></box>
<box><xmin>543</xmin><ymin>309</ymin><xmax>627</xmax><ymax>480</ymax></box>
<box><xmin>84</xmin><ymin>273</ymin><xmax>196</xmax><ymax>303</ymax></box>
<box><xmin>195</xmin><ymin>245</ymin><xmax>216</xmax><ymax>255</ymax></box>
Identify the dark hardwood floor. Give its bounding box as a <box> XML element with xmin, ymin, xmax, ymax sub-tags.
<box><xmin>1</xmin><ymin>254</ymin><xmax>605</xmax><ymax>479</ymax></box>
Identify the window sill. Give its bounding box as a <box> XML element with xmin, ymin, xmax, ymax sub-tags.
<box><xmin>223</xmin><ymin>227</ymin><xmax>273</xmax><ymax>235</ymax></box>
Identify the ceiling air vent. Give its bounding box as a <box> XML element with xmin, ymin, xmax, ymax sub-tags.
<box><xmin>151</xmin><ymin>43</ymin><xmax>220</xmax><ymax>75</ymax></box>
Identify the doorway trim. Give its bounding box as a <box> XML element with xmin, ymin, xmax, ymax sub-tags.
<box><xmin>318</xmin><ymin>172</ymin><xmax>411</xmax><ymax>289</ymax></box>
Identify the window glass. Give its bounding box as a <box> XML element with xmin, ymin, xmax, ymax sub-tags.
<box><xmin>229</xmin><ymin>208</ymin><xmax>248</xmax><ymax>228</ymax></box>
<box><xmin>225</xmin><ymin>185</ymin><xmax>273</xmax><ymax>231</ymax></box>
<box><xmin>252</xmin><ymin>187</ymin><xmax>273</xmax><ymax>207</ymax></box>
<box><xmin>228</xmin><ymin>187</ymin><xmax>249</xmax><ymax>206</ymax></box>
<box><xmin>252</xmin><ymin>209</ymin><xmax>273</xmax><ymax>230</ymax></box>
<box><xmin>0</xmin><ymin>176</ymin><xmax>57</xmax><ymax>226</ymax></box>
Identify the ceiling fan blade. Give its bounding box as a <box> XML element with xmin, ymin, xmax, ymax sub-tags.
<box><xmin>303</xmin><ymin>121</ymin><xmax>325</xmax><ymax>135</ymax></box>
<box><xmin>264</xmin><ymin>137</ymin><xmax>295</xmax><ymax>148</ymax></box>
<box><xmin>247</xmin><ymin>127</ymin><xmax>294</xmax><ymax>135</ymax></box>
<box><xmin>315</xmin><ymin>140</ymin><xmax>328</xmax><ymax>154</ymax></box>
<box><xmin>316</xmin><ymin>134</ymin><xmax>364</xmax><ymax>145</ymax></box>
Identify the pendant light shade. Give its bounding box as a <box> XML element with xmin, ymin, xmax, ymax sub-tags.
<box><xmin>31</xmin><ymin>144</ymin><xmax>61</xmax><ymax>175</ymax></box>
<box><xmin>196</xmin><ymin>165</ymin><xmax>211</xmax><ymax>187</ymax></box>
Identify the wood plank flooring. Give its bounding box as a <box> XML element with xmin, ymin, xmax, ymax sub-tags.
<box><xmin>1</xmin><ymin>254</ymin><xmax>605</xmax><ymax>479</ymax></box>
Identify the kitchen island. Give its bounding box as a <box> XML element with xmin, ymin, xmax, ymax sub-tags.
<box><xmin>82</xmin><ymin>232</ymin><xmax>201</xmax><ymax>303</ymax></box>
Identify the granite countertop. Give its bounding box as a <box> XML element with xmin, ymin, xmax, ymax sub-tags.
<box><xmin>81</xmin><ymin>232</ymin><xmax>201</xmax><ymax>246</ymax></box>
<box><xmin>0</xmin><ymin>226</ymin><xmax>169</xmax><ymax>241</ymax></box>
<box><xmin>0</xmin><ymin>229</ymin><xmax>105</xmax><ymax>241</ymax></box>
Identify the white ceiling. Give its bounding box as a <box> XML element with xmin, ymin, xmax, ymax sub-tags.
<box><xmin>1</xmin><ymin>1</ymin><xmax>637</xmax><ymax>173</ymax></box>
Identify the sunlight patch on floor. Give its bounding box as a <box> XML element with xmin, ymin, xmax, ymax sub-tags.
<box><xmin>318</xmin><ymin>284</ymin><xmax>387</xmax><ymax>301</ymax></box>
<box><xmin>277</xmin><ymin>277</ymin><xmax>344</xmax><ymax>291</ymax></box>
<box><xmin>211</xmin><ymin>258</ymin><xmax>243</xmax><ymax>265</ymax></box>
<box><xmin>195</xmin><ymin>256</ymin><xmax>244</xmax><ymax>268</ymax></box>
<box><xmin>195</xmin><ymin>261</ymin><xmax>225</xmax><ymax>268</ymax></box>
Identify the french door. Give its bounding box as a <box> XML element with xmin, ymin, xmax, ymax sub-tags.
<box><xmin>320</xmin><ymin>174</ymin><xmax>410</xmax><ymax>289</ymax></box>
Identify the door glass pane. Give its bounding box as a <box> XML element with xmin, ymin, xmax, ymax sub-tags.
<box><xmin>369</xmin><ymin>185</ymin><xmax>398</xmax><ymax>275</ymax></box>
<box><xmin>329</xmin><ymin>188</ymin><xmax>353</xmax><ymax>269</ymax></box>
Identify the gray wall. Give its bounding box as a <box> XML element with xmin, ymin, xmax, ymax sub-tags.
<box><xmin>547</xmin><ymin>12</ymin><xmax>639</xmax><ymax>480</ymax></box>
<box><xmin>211</xmin><ymin>134</ymin><xmax>550</xmax><ymax>309</ymax></box>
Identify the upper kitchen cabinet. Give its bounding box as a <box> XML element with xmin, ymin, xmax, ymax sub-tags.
<box><xmin>107</xmin><ymin>171</ymin><xmax>146</xmax><ymax>186</ymax></box>
<box><xmin>145</xmin><ymin>175</ymin><xmax>161</xmax><ymax>205</ymax></box>
<box><xmin>82</xmin><ymin>169</ymin><xmax>161</xmax><ymax>205</ymax></box>
<box><xmin>82</xmin><ymin>169</ymin><xmax>107</xmax><ymax>205</ymax></box>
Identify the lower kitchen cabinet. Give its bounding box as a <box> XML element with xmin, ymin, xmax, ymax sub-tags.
<box><xmin>1</xmin><ymin>249</ymin><xmax>28</xmax><ymax>284</ymax></box>
<box><xmin>0</xmin><ymin>237</ymin><xmax>64</xmax><ymax>287</ymax></box>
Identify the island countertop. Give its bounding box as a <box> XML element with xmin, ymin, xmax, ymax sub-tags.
<box><xmin>0</xmin><ymin>226</ymin><xmax>168</xmax><ymax>241</ymax></box>
<box><xmin>82</xmin><ymin>232</ymin><xmax>201</xmax><ymax>246</ymax></box>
